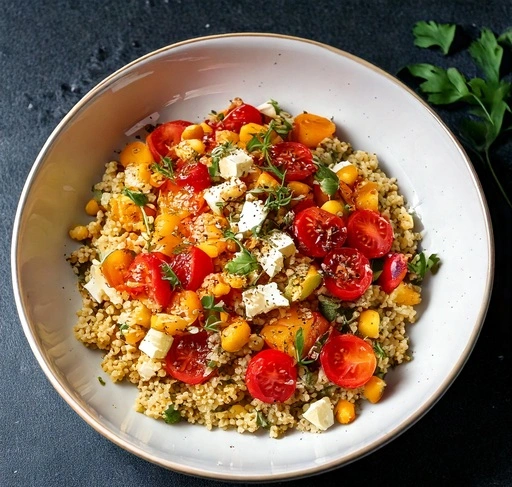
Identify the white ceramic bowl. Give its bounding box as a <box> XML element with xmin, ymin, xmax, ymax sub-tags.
<box><xmin>12</xmin><ymin>34</ymin><xmax>493</xmax><ymax>481</ymax></box>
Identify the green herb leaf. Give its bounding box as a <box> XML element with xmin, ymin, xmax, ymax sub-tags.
<box><xmin>408</xmin><ymin>252</ymin><xmax>440</xmax><ymax>281</ymax></box>
<box><xmin>246</xmin><ymin>121</ymin><xmax>285</xmax><ymax>179</ymax></box>
<box><xmin>122</xmin><ymin>187</ymin><xmax>148</xmax><ymax>207</ymax></box>
<box><xmin>373</xmin><ymin>341</ymin><xmax>387</xmax><ymax>359</ymax></box>
<box><xmin>225</xmin><ymin>248</ymin><xmax>259</xmax><ymax>275</ymax></box>
<box><xmin>468</xmin><ymin>28</ymin><xmax>503</xmax><ymax>83</ymax></box>
<box><xmin>98</xmin><ymin>376</ymin><xmax>106</xmax><ymax>386</ymax></box>
<box><xmin>163</xmin><ymin>405</ymin><xmax>182</xmax><ymax>424</ymax></box>
<box><xmin>201</xmin><ymin>295</ymin><xmax>225</xmax><ymax>313</ymax></box>
<box><xmin>152</xmin><ymin>156</ymin><xmax>175</xmax><ymax>180</ymax></box>
<box><xmin>161</xmin><ymin>262</ymin><xmax>181</xmax><ymax>290</ymax></box>
<box><xmin>250</xmin><ymin>176</ymin><xmax>294</xmax><ymax>212</ymax></box>
<box><xmin>498</xmin><ymin>28</ymin><xmax>512</xmax><ymax>47</ymax></box>
<box><xmin>318</xmin><ymin>296</ymin><xmax>342</xmax><ymax>322</ymax></box>
<box><xmin>413</xmin><ymin>20</ymin><xmax>456</xmax><ymax>55</ymax></box>
<box><xmin>314</xmin><ymin>161</ymin><xmax>340</xmax><ymax>196</ymax></box>
<box><xmin>256</xmin><ymin>411</ymin><xmax>270</xmax><ymax>428</ymax></box>
<box><xmin>119</xmin><ymin>323</ymin><xmax>129</xmax><ymax>333</ymax></box>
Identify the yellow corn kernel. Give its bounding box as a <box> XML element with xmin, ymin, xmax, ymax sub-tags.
<box><xmin>85</xmin><ymin>199</ymin><xmax>100</xmax><ymax>216</ymax></box>
<box><xmin>119</xmin><ymin>141</ymin><xmax>154</xmax><ymax>168</ymax></box>
<box><xmin>393</xmin><ymin>282</ymin><xmax>421</xmax><ymax>306</ymax></box>
<box><xmin>334</xmin><ymin>399</ymin><xmax>356</xmax><ymax>424</ymax></box>
<box><xmin>187</xmin><ymin>138</ymin><xmax>206</xmax><ymax>155</ymax></box>
<box><xmin>239</xmin><ymin>123</ymin><xmax>265</xmax><ymax>143</ymax></box>
<box><xmin>357</xmin><ymin>309</ymin><xmax>380</xmax><ymax>338</ymax></box>
<box><xmin>255</xmin><ymin>171</ymin><xmax>280</xmax><ymax>189</ymax></box>
<box><xmin>69</xmin><ymin>225</ymin><xmax>89</xmax><ymax>241</ymax></box>
<box><xmin>200</xmin><ymin>122</ymin><xmax>213</xmax><ymax>134</ymax></box>
<box><xmin>355</xmin><ymin>181</ymin><xmax>379</xmax><ymax>212</ymax></box>
<box><xmin>248</xmin><ymin>333</ymin><xmax>265</xmax><ymax>351</ymax></box>
<box><xmin>229</xmin><ymin>404</ymin><xmax>246</xmax><ymax>417</ymax></box>
<box><xmin>181</xmin><ymin>124</ymin><xmax>205</xmax><ymax>141</ymax></box>
<box><xmin>363</xmin><ymin>376</ymin><xmax>386</xmax><ymax>404</ymax></box>
<box><xmin>287</xmin><ymin>181</ymin><xmax>312</xmax><ymax>197</ymax></box>
<box><xmin>150</xmin><ymin>313</ymin><xmax>189</xmax><ymax>335</ymax></box>
<box><xmin>213</xmin><ymin>282</ymin><xmax>231</xmax><ymax>298</ymax></box>
<box><xmin>221</xmin><ymin>318</ymin><xmax>251</xmax><ymax>352</ymax></box>
<box><xmin>321</xmin><ymin>199</ymin><xmax>345</xmax><ymax>216</ymax></box>
<box><xmin>215</xmin><ymin>130</ymin><xmax>239</xmax><ymax>144</ymax></box>
<box><xmin>336</xmin><ymin>164</ymin><xmax>359</xmax><ymax>186</ymax></box>
<box><xmin>123</xmin><ymin>325</ymin><xmax>146</xmax><ymax>345</ymax></box>
<box><xmin>132</xmin><ymin>304</ymin><xmax>152</xmax><ymax>328</ymax></box>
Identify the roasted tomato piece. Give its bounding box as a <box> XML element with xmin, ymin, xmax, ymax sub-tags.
<box><xmin>269</xmin><ymin>142</ymin><xmax>316</xmax><ymax>182</ymax></box>
<box><xmin>292</xmin><ymin>206</ymin><xmax>347</xmax><ymax>258</ymax></box>
<box><xmin>221</xmin><ymin>104</ymin><xmax>262</xmax><ymax>133</ymax></box>
<box><xmin>175</xmin><ymin>161</ymin><xmax>211</xmax><ymax>192</ymax></box>
<box><xmin>165</xmin><ymin>331</ymin><xmax>215</xmax><ymax>385</ymax></box>
<box><xmin>146</xmin><ymin>120</ymin><xmax>191</xmax><ymax>160</ymax></box>
<box><xmin>378</xmin><ymin>253</ymin><xmax>408</xmax><ymax>294</ymax></box>
<box><xmin>346</xmin><ymin>209</ymin><xmax>394</xmax><ymax>259</ymax></box>
<box><xmin>320</xmin><ymin>333</ymin><xmax>377</xmax><ymax>388</ymax></box>
<box><xmin>245</xmin><ymin>349</ymin><xmax>297</xmax><ymax>403</ymax></box>
<box><xmin>322</xmin><ymin>247</ymin><xmax>372</xmax><ymax>301</ymax></box>
<box><xmin>122</xmin><ymin>252</ymin><xmax>173</xmax><ymax>308</ymax></box>
<box><xmin>170</xmin><ymin>246</ymin><xmax>214</xmax><ymax>291</ymax></box>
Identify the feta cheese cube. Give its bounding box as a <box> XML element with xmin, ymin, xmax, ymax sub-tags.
<box><xmin>257</xmin><ymin>101</ymin><xmax>278</xmax><ymax>118</ymax></box>
<box><xmin>137</xmin><ymin>360</ymin><xmax>157</xmax><ymax>381</ymax></box>
<box><xmin>302</xmin><ymin>397</ymin><xmax>334</xmax><ymax>431</ymax></box>
<box><xmin>218</xmin><ymin>149</ymin><xmax>253</xmax><ymax>179</ymax></box>
<box><xmin>330</xmin><ymin>160</ymin><xmax>351</xmax><ymax>173</ymax></box>
<box><xmin>203</xmin><ymin>178</ymin><xmax>247</xmax><ymax>215</ymax></box>
<box><xmin>242</xmin><ymin>282</ymin><xmax>289</xmax><ymax>318</ymax></box>
<box><xmin>257</xmin><ymin>246</ymin><xmax>284</xmax><ymax>278</ymax></box>
<box><xmin>237</xmin><ymin>199</ymin><xmax>268</xmax><ymax>232</ymax></box>
<box><xmin>267</xmin><ymin>230</ymin><xmax>296</xmax><ymax>258</ymax></box>
<box><xmin>84</xmin><ymin>263</ymin><xmax>123</xmax><ymax>305</ymax></box>
<box><xmin>138</xmin><ymin>328</ymin><xmax>174</xmax><ymax>360</ymax></box>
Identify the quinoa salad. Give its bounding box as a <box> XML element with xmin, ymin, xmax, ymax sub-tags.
<box><xmin>68</xmin><ymin>98</ymin><xmax>437</xmax><ymax>438</ymax></box>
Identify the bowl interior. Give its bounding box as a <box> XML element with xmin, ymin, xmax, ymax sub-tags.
<box><xmin>12</xmin><ymin>34</ymin><xmax>493</xmax><ymax>481</ymax></box>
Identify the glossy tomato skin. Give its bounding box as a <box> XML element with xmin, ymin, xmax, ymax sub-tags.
<box><xmin>165</xmin><ymin>331</ymin><xmax>215</xmax><ymax>385</ymax></box>
<box><xmin>322</xmin><ymin>247</ymin><xmax>373</xmax><ymax>301</ymax></box>
<box><xmin>245</xmin><ymin>349</ymin><xmax>297</xmax><ymax>403</ymax></box>
<box><xmin>171</xmin><ymin>246</ymin><xmax>214</xmax><ymax>291</ymax></box>
<box><xmin>123</xmin><ymin>252</ymin><xmax>173</xmax><ymax>308</ymax></box>
<box><xmin>378</xmin><ymin>253</ymin><xmax>408</xmax><ymax>294</ymax></box>
<box><xmin>293</xmin><ymin>206</ymin><xmax>347</xmax><ymax>258</ymax></box>
<box><xmin>346</xmin><ymin>209</ymin><xmax>394</xmax><ymax>259</ymax></box>
<box><xmin>221</xmin><ymin>104</ymin><xmax>262</xmax><ymax>133</ymax></box>
<box><xmin>146</xmin><ymin>120</ymin><xmax>191</xmax><ymax>161</ymax></box>
<box><xmin>269</xmin><ymin>142</ymin><xmax>316</xmax><ymax>182</ymax></box>
<box><xmin>175</xmin><ymin>161</ymin><xmax>211</xmax><ymax>192</ymax></box>
<box><xmin>320</xmin><ymin>333</ymin><xmax>377</xmax><ymax>388</ymax></box>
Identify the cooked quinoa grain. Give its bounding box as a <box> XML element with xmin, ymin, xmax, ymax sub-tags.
<box><xmin>69</xmin><ymin>99</ymin><xmax>426</xmax><ymax>438</ymax></box>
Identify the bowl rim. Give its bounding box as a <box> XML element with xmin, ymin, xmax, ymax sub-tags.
<box><xmin>11</xmin><ymin>32</ymin><xmax>494</xmax><ymax>481</ymax></box>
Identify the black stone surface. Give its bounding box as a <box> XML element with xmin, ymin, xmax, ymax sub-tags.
<box><xmin>1</xmin><ymin>1</ymin><xmax>511</xmax><ymax>486</ymax></box>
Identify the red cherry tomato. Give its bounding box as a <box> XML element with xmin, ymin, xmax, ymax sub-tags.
<box><xmin>170</xmin><ymin>246</ymin><xmax>214</xmax><ymax>291</ymax></box>
<box><xmin>123</xmin><ymin>252</ymin><xmax>173</xmax><ymax>308</ymax></box>
<box><xmin>165</xmin><ymin>331</ymin><xmax>215</xmax><ymax>385</ymax></box>
<box><xmin>269</xmin><ymin>142</ymin><xmax>316</xmax><ymax>182</ymax></box>
<box><xmin>221</xmin><ymin>104</ymin><xmax>262</xmax><ymax>133</ymax></box>
<box><xmin>292</xmin><ymin>206</ymin><xmax>347</xmax><ymax>258</ymax></box>
<box><xmin>378</xmin><ymin>253</ymin><xmax>408</xmax><ymax>294</ymax></box>
<box><xmin>146</xmin><ymin>120</ymin><xmax>191</xmax><ymax>160</ymax></box>
<box><xmin>346</xmin><ymin>209</ymin><xmax>394</xmax><ymax>259</ymax></box>
<box><xmin>175</xmin><ymin>162</ymin><xmax>211</xmax><ymax>192</ymax></box>
<box><xmin>245</xmin><ymin>349</ymin><xmax>297</xmax><ymax>403</ymax></box>
<box><xmin>320</xmin><ymin>333</ymin><xmax>377</xmax><ymax>388</ymax></box>
<box><xmin>322</xmin><ymin>247</ymin><xmax>373</xmax><ymax>301</ymax></box>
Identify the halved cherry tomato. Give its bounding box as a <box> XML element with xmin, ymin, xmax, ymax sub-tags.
<box><xmin>378</xmin><ymin>253</ymin><xmax>408</xmax><ymax>294</ymax></box>
<box><xmin>122</xmin><ymin>252</ymin><xmax>173</xmax><ymax>308</ymax></box>
<box><xmin>158</xmin><ymin>180</ymin><xmax>206</xmax><ymax>218</ymax></box>
<box><xmin>269</xmin><ymin>142</ymin><xmax>316</xmax><ymax>182</ymax></box>
<box><xmin>221</xmin><ymin>104</ymin><xmax>262</xmax><ymax>133</ymax></box>
<box><xmin>292</xmin><ymin>206</ymin><xmax>347</xmax><ymax>258</ymax></box>
<box><xmin>320</xmin><ymin>333</ymin><xmax>377</xmax><ymax>388</ymax></box>
<box><xmin>146</xmin><ymin>120</ymin><xmax>191</xmax><ymax>161</ymax></box>
<box><xmin>165</xmin><ymin>331</ymin><xmax>215</xmax><ymax>385</ymax></box>
<box><xmin>346</xmin><ymin>209</ymin><xmax>394</xmax><ymax>259</ymax></box>
<box><xmin>322</xmin><ymin>247</ymin><xmax>372</xmax><ymax>301</ymax></box>
<box><xmin>245</xmin><ymin>349</ymin><xmax>297</xmax><ymax>403</ymax></box>
<box><xmin>170</xmin><ymin>246</ymin><xmax>214</xmax><ymax>291</ymax></box>
<box><xmin>175</xmin><ymin>161</ymin><xmax>211</xmax><ymax>192</ymax></box>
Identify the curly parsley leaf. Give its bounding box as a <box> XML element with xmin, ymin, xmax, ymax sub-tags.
<box><xmin>314</xmin><ymin>161</ymin><xmax>340</xmax><ymax>196</ymax></box>
<box><xmin>225</xmin><ymin>248</ymin><xmax>259</xmax><ymax>275</ymax></box>
<box><xmin>163</xmin><ymin>405</ymin><xmax>182</xmax><ymax>424</ymax></box>
<box><xmin>413</xmin><ymin>20</ymin><xmax>456</xmax><ymax>55</ymax></box>
<box><xmin>408</xmin><ymin>252</ymin><xmax>440</xmax><ymax>281</ymax></box>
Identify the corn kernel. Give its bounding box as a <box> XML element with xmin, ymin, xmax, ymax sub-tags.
<box><xmin>69</xmin><ymin>225</ymin><xmax>89</xmax><ymax>241</ymax></box>
<box><xmin>229</xmin><ymin>404</ymin><xmax>246</xmax><ymax>417</ymax></box>
<box><xmin>363</xmin><ymin>376</ymin><xmax>386</xmax><ymax>404</ymax></box>
<box><xmin>334</xmin><ymin>399</ymin><xmax>356</xmax><ymax>424</ymax></box>
<box><xmin>85</xmin><ymin>199</ymin><xmax>100</xmax><ymax>216</ymax></box>
<box><xmin>357</xmin><ymin>309</ymin><xmax>380</xmax><ymax>338</ymax></box>
<box><xmin>221</xmin><ymin>318</ymin><xmax>251</xmax><ymax>352</ymax></box>
<box><xmin>321</xmin><ymin>199</ymin><xmax>345</xmax><ymax>216</ymax></box>
<box><xmin>181</xmin><ymin>124</ymin><xmax>204</xmax><ymax>141</ymax></box>
<box><xmin>213</xmin><ymin>282</ymin><xmax>231</xmax><ymax>297</ymax></box>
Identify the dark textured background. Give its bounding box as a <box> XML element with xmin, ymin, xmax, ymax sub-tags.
<box><xmin>1</xmin><ymin>1</ymin><xmax>511</xmax><ymax>486</ymax></box>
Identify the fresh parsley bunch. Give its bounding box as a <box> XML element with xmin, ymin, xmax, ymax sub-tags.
<box><xmin>406</xmin><ymin>21</ymin><xmax>512</xmax><ymax>208</ymax></box>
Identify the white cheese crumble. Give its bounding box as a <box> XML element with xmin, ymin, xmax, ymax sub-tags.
<box><xmin>84</xmin><ymin>262</ymin><xmax>123</xmax><ymax>305</ymax></box>
<box><xmin>330</xmin><ymin>160</ymin><xmax>352</xmax><ymax>173</ymax></box>
<box><xmin>138</xmin><ymin>328</ymin><xmax>174</xmax><ymax>360</ymax></box>
<box><xmin>237</xmin><ymin>198</ymin><xmax>268</xmax><ymax>232</ymax></box>
<box><xmin>218</xmin><ymin>149</ymin><xmax>253</xmax><ymax>179</ymax></box>
<box><xmin>267</xmin><ymin>230</ymin><xmax>296</xmax><ymax>258</ymax></box>
<box><xmin>257</xmin><ymin>246</ymin><xmax>284</xmax><ymax>278</ymax></box>
<box><xmin>203</xmin><ymin>178</ymin><xmax>247</xmax><ymax>215</ymax></box>
<box><xmin>242</xmin><ymin>282</ymin><xmax>289</xmax><ymax>318</ymax></box>
<box><xmin>302</xmin><ymin>397</ymin><xmax>334</xmax><ymax>431</ymax></box>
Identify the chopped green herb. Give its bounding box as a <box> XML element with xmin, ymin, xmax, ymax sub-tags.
<box><xmin>161</xmin><ymin>262</ymin><xmax>181</xmax><ymax>290</ymax></box>
<box><xmin>246</xmin><ymin>121</ymin><xmax>285</xmax><ymax>179</ymax></box>
<box><xmin>412</xmin><ymin>20</ymin><xmax>456</xmax><ymax>55</ymax></box>
<box><xmin>119</xmin><ymin>323</ymin><xmax>129</xmax><ymax>333</ymax></box>
<box><xmin>314</xmin><ymin>160</ymin><xmax>340</xmax><ymax>196</ymax></box>
<box><xmin>256</xmin><ymin>411</ymin><xmax>270</xmax><ymax>429</ymax></box>
<box><xmin>318</xmin><ymin>295</ymin><xmax>342</xmax><ymax>322</ymax></box>
<box><xmin>207</xmin><ymin>360</ymin><xmax>218</xmax><ymax>369</ymax></box>
<box><xmin>201</xmin><ymin>295</ymin><xmax>226</xmax><ymax>332</ymax></box>
<box><xmin>152</xmin><ymin>156</ymin><xmax>175</xmax><ymax>180</ymax></box>
<box><xmin>408</xmin><ymin>252</ymin><xmax>440</xmax><ymax>281</ymax></box>
<box><xmin>122</xmin><ymin>187</ymin><xmax>148</xmax><ymax>207</ymax></box>
<box><xmin>250</xmin><ymin>176</ymin><xmax>294</xmax><ymax>212</ymax></box>
<box><xmin>294</xmin><ymin>328</ymin><xmax>314</xmax><ymax>365</ymax></box>
<box><xmin>98</xmin><ymin>376</ymin><xmax>106</xmax><ymax>386</ymax></box>
<box><xmin>373</xmin><ymin>341</ymin><xmax>387</xmax><ymax>359</ymax></box>
<box><xmin>163</xmin><ymin>405</ymin><xmax>182</xmax><ymax>424</ymax></box>
<box><xmin>225</xmin><ymin>248</ymin><xmax>259</xmax><ymax>275</ymax></box>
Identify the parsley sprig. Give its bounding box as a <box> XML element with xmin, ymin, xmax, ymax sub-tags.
<box><xmin>249</xmin><ymin>175</ymin><xmax>294</xmax><ymax>212</ymax></box>
<box><xmin>163</xmin><ymin>405</ymin><xmax>182</xmax><ymax>424</ymax></box>
<box><xmin>246</xmin><ymin>121</ymin><xmax>285</xmax><ymax>180</ymax></box>
<box><xmin>407</xmin><ymin>22</ymin><xmax>512</xmax><ymax>207</ymax></box>
<box><xmin>201</xmin><ymin>295</ymin><xmax>226</xmax><ymax>332</ymax></box>
<box><xmin>408</xmin><ymin>252</ymin><xmax>440</xmax><ymax>281</ymax></box>
<box><xmin>314</xmin><ymin>158</ymin><xmax>340</xmax><ymax>196</ymax></box>
<box><xmin>122</xmin><ymin>187</ymin><xmax>153</xmax><ymax>248</ymax></box>
<box><xmin>223</xmin><ymin>230</ymin><xmax>259</xmax><ymax>275</ymax></box>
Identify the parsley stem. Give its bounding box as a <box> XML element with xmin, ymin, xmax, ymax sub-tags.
<box><xmin>483</xmin><ymin>150</ymin><xmax>512</xmax><ymax>208</ymax></box>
